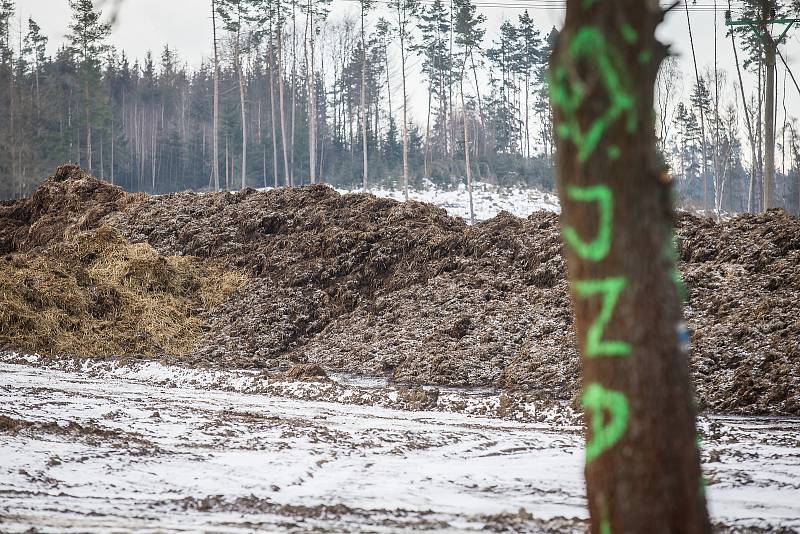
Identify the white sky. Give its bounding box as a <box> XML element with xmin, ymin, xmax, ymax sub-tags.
<box><xmin>15</xmin><ymin>0</ymin><xmax>800</xmax><ymax>165</ymax></box>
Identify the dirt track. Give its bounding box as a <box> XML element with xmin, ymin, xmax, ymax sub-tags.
<box><xmin>1</xmin><ymin>166</ymin><xmax>799</xmax><ymax>416</ymax></box>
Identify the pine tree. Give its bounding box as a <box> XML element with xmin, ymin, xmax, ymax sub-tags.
<box><xmin>67</xmin><ymin>0</ymin><xmax>111</xmax><ymax>176</ymax></box>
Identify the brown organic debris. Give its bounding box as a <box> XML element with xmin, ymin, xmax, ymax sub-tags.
<box><xmin>1</xmin><ymin>167</ymin><xmax>798</xmax><ymax>415</ymax></box>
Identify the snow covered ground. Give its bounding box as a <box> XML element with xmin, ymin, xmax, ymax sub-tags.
<box><xmin>1</xmin><ymin>360</ymin><xmax>799</xmax><ymax>533</ymax></box>
<box><xmin>336</xmin><ymin>180</ymin><xmax>561</xmax><ymax>221</ymax></box>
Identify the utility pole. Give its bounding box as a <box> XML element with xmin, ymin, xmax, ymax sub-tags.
<box><xmin>726</xmin><ymin>5</ymin><xmax>798</xmax><ymax>211</ymax></box>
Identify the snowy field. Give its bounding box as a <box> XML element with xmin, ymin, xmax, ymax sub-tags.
<box><xmin>1</xmin><ymin>359</ymin><xmax>799</xmax><ymax>533</ymax></box>
<box><xmin>337</xmin><ymin>180</ymin><xmax>561</xmax><ymax>221</ymax></box>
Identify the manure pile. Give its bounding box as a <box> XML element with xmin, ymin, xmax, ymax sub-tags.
<box><xmin>1</xmin><ymin>166</ymin><xmax>798</xmax><ymax>416</ymax></box>
<box><xmin>0</xmin><ymin>166</ymin><xmax>246</xmax><ymax>357</ymax></box>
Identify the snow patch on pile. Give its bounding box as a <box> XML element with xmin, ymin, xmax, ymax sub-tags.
<box><xmin>337</xmin><ymin>180</ymin><xmax>561</xmax><ymax>221</ymax></box>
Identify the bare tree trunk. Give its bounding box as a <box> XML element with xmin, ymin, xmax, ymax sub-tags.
<box><xmin>469</xmin><ymin>50</ymin><xmax>486</xmax><ymax>161</ymax></box>
<box><xmin>448</xmin><ymin>0</ymin><xmax>454</xmax><ymax>160</ymax></box>
<box><xmin>400</xmin><ymin>32</ymin><xmax>410</xmax><ymax>201</ymax></box>
<box><xmin>151</xmin><ymin>110</ymin><xmax>156</xmax><ymax>191</ymax></box>
<box><xmin>550</xmin><ymin>2</ymin><xmax>711</xmax><ymax>532</ymax></box>
<box><xmin>756</xmin><ymin>62</ymin><xmax>764</xmax><ymax>211</ymax></box>
<box><xmin>85</xmin><ymin>79</ymin><xmax>92</xmax><ymax>175</ymax></box>
<box><xmin>360</xmin><ymin>5</ymin><xmax>369</xmax><ymax>190</ymax></box>
<box><xmin>684</xmin><ymin>2</ymin><xmax>708</xmax><ymax>212</ymax></box>
<box><xmin>212</xmin><ymin>0</ymin><xmax>221</xmax><ymax>192</ymax></box>
<box><xmin>236</xmin><ymin>32</ymin><xmax>247</xmax><ymax>190</ymax></box>
<box><xmin>712</xmin><ymin>5</ymin><xmax>721</xmax><ymax>220</ymax></box>
<box><xmin>728</xmin><ymin>7</ymin><xmax>756</xmax><ymax>212</ymax></box>
<box><xmin>111</xmin><ymin>117</ymin><xmax>115</xmax><ymax>185</ymax></box>
<box><xmin>763</xmin><ymin>5</ymin><xmax>776</xmax><ymax>211</ymax></box>
<box><xmin>268</xmin><ymin>32</ymin><xmax>279</xmax><ymax>188</ymax></box>
<box><xmin>306</xmin><ymin>2</ymin><xmax>317</xmax><ymax>185</ymax></box>
<box><xmin>461</xmin><ymin>67</ymin><xmax>474</xmax><ymax>224</ymax></box>
<box><xmin>525</xmin><ymin>69</ymin><xmax>530</xmax><ymax>159</ymax></box>
<box><xmin>278</xmin><ymin>24</ymin><xmax>291</xmax><ymax>186</ymax></box>
<box><xmin>425</xmin><ymin>79</ymin><xmax>432</xmax><ymax>178</ymax></box>
<box><xmin>290</xmin><ymin>2</ymin><xmax>297</xmax><ymax>185</ymax></box>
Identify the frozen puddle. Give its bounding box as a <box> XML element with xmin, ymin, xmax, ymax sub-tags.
<box><xmin>1</xmin><ymin>362</ymin><xmax>798</xmax><ymax>533</ymax></box>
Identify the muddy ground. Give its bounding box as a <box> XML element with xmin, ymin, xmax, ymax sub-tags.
<box><xmin>1</xmin><ymin>166</ymin><xmax>798</xmax><ymax>416</ymax></box>
<box><xmin>1</xmin><ymin>358</ymin><xmax>799</xmax><ymax>533</ymax></box>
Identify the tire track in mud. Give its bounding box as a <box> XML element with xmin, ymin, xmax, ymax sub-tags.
<box><xmin>1</xmin><ymin>362</ymin><xmax>798</xmax><ymax>533</ymax></box>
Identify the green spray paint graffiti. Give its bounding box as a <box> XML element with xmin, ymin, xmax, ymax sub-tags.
<box><xmin>549</xmin><ymin>26</ymin><xmax>637</xmax><ymax>162</ymax></box>
<box><xmin>562</xmin><ymin>184</ymin><xmax>614</xmax><ymax>262</ymax></box>
<box><xmin>573</xmin><ymin>277</ymin><xmax>632</xmax><ymax>357</ymax></box>
<box><xmin>582</xmin><ymin>382</ymin><xmax>630</xmax><ymax>464</ymax></box>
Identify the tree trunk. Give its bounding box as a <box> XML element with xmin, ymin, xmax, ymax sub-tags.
<box><xmin>278</xmin><ymin>24</ymin><xmax>291</xmax><ymax>187</ymax></box>
<box><xmin>212</xmin><ymin>0</ymin><xmax>221</xmax><ymax>192</ymax></box>
<box><xmin>763</xmin><ymin>21</ymin><xmax>776</xmax><ymax>211</ymax></box>
<box><xmin>425</xmin><ymin>78</ymin><xmax>432</xmax><ymax>178</ymax></box>
<box><xmin>400</xmin><ymin>33</ymin><xmax>410</xmax><ymax>201</ymax></box>
<box><xmin>461</xmin><ymin>61</ymin><xmax>474</xmax><ymax>224</ymax></box>
<box><xmin>550</xmin><ymin>2</ymin><xmax>711</xmax><ymax>532</ymax></box>
<box><xmin>85</xmin><ymin>78</ymin><xmax>92</xmax><ymax>175</ymax></box>
<box><xmin>290</xmin><ymin>3</ymin><xmax>297</xmax><ymax>186</ymax></box>
<box><xmin>111</xmin><ymin>117</ymin><xmax>115</xmax><ymax>185</ymax></box>
<box><xmin>448</xmin><ymin>0</ymin><xmax>454</xmax><ymax>160</ymax></box>
<box><xmin>360</xmin><ymin>7</ymin><xmax>369</xmax><ymax>190</ymax></box>
<box><xmin>729</xmin><ymin>15</ymin><xmax>756</xmax><ymax>212</ymax></box>
<box><xmin>684</xmin><ymin>2</ymin><xmax>708</xmax><ymax>212</ymax></box>
<box><xmin>306</xmin><ymin>3</ymin><xmax>317</xmax><ymax>185</ymax></box>
<box><xmin>269</xmin><ymin>32</ymin><xmax>279</xmax><ymax>188</ymax></box>
<box><xmin>469</xmin><ymin>50</ymin><xmax>486</xmax><ymax>161</ymax></box>
<box><xmin>236</xmin><ymin>35</ymin><xmax>247</xmax><ymax>190</ymax></box>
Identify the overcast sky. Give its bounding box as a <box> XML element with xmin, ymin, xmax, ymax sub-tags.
<box><xmin>16</xmin><ymin>0</ymin><xmax>800</xmax><ymax>164</ymax></box>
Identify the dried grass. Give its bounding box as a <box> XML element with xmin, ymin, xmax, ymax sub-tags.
<box><xmin>0</xmin><ymin>225</ymin><xmax>247</xmax><ymax>357</ymax></box>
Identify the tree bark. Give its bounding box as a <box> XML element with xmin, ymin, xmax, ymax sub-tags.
<box><xmin>306</xmin><ymin>1</ymin><xmax>317</xmax><ymax>185</ymax></box>
<box><xmin>550</xmin><ymin>2</ymin><xmax>711</xmax><ymax>532</ymax></box>
<box><xmin>278</xmin><ymin>23</ymin><xmax>291</xmax><ymax>187</ymax></box>
<box><xmin>728</xmin><ymin>12</ymin><xmax>756</xmax><ymax>213</ymax></box>
<box><xmin>461</xmin><ymin>60</ymin><xmax>474</xmax><ymax>224</ymax></box>
<box><xmin>400</xmin><ymin>27</ymin><xmax>409</xmax><ymax>201</ymax></box>
<box><xmin>684</xmin><ymin>2</ymin><xmax>708</xmax><ymax>212</ymax></box>
<box><xmin>268</xmin><ymin>31</ymin><xmax>279</xmax><ymax>188</ymax></box>
<box><xmin>360</xmin><ymin>4</ymin><xmax>369</xmax><ymax>190</ymax></box>
<box><xmin>236</xmin><ymin>32</ymin><xmax>247</xmax><ymax>190</ymax></box>
<box><xmin>212</xmin><ymin>0</ymin><xmax>220</xmax><ymax>192</ymax></box>
<box><xmin>290</xmin><ymin>2</ymin><xmax>297</xmax><ymax>186</ymax></box>
<box><xmin>763</xmin><ymin>5</ymin><xmax>776</xmax><ymax>211</ymax></box>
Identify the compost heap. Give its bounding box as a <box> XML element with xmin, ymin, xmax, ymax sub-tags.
<box><xmin>2</xmin><ymin>166</ymin><xmax>798</xmax><ymax>416</ymax></box>
<box><xmin>0</xmin><ymin>166</ymin><xmax>246</xmax><ymax>357</ymax></box>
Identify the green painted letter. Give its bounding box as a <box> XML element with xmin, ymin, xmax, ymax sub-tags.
<box><xmin>562</xmin><ymin>184</ymin><xmax>613</xmax><ymax>261</ymax></box>
<box><xmin>574</xmin><ymin>277</ymin><xmax>631</xmax><ymax>357</ymax></box>
<box><xmin>582</xmin><ymin>382</ymin><xmax>630</xmax><ymax>464</ymax></box>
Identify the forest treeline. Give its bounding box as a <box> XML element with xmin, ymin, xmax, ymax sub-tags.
<box><xmin>0</xmin><ymin>0</ymin><xmax>798</xmax><ymax>216</ymax></box>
